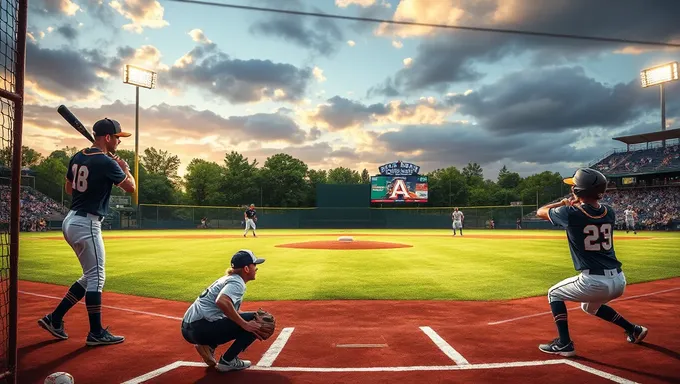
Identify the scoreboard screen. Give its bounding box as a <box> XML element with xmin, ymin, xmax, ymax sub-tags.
<box><xmin>370</xmin><ymin>175</ymin><xmax>428</xmax><ymax>203</ymax></box>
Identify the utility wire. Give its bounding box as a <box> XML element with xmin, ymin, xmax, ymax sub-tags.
<box><xmin>166</xmin><ymin>0</ymin><xmax>680</xmax><ymax>48</ymax></box>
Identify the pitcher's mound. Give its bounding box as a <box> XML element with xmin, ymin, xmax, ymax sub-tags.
<box><xmin>276</xmin><ymin>240</ymin><xmax>412</xmax><ymax>250</ymax></box>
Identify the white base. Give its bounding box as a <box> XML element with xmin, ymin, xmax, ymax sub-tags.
<box><xmin>337</xmin><ymin>236</ymin><xmax>354</xmax><ymax>242</ymax></box>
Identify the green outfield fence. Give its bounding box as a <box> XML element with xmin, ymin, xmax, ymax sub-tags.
<box><xmin>134</xmin><ymin>204</ymin><xmax>540</xmax><ymax>230</ymax></box>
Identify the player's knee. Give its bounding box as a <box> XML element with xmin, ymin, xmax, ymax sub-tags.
<box><xmin>581</xmin><ymin>302</ymin><xmax>600</xmax><ymax>315</ymax></box>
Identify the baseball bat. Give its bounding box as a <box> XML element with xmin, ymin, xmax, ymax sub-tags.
<box><xmin>57</xmin><ymin>105</ymin><xmax>95</xmax><ymax>143</ymax></box>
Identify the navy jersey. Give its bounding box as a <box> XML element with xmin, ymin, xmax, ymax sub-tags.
<box><xmin>66</xmin><ymin>148</ymin><xmax>127</xmax><ymax>217</ymax></box>
<box><xmin>548</xmin><ymin>203</ymin><xmax>621</xmax><ymax>271</ymax></box>
<box><xmin>245</xmin><ymin>208</ymin><xmax>256</xmax><ymax>219</ymax></box>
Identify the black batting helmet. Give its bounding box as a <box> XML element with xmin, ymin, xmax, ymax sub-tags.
<box><xmin>563</xmin><ymin>168</ymin><xmax>608</xmax><ymax>199</ymax></box>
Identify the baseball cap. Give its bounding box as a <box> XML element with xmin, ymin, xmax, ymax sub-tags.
<box><xmin>93</xmin><ymin>118</ymin><xmax>131</xmax><ymax>138</ymax></box>
<box><xmin>231</xmin><ymin>249</ymin><xmax>265</xmax><ymax>268</ymax></box>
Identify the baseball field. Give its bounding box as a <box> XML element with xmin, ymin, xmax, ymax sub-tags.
<box><xmin>16</xmin><ymin>229</ymin><xmax>680</xmax><ymax>384</ymax></box>
<box><xmin>18</xmin><ymin>229</ymin><xmax>680</xmax><ymax>301</ymax></box>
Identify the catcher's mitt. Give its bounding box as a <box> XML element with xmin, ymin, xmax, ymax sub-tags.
<box><xmin>254</xmin><ymin>308</ymin><xmax>276</xmax><ymax>340</ymax></box>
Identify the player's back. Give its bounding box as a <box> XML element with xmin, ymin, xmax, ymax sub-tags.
<box><xmin>183</xmin><ymin>274</ymin><xmax>245</xmax><ymax>322</ymax></box>
<box><xmin>68</xmin><ymin>148</ymin><xmax>124</xmax><ymax>217</ymax></box>
<box><xmin>562</xmin><ymin>203</ymin><xmax>621</xmax><ymax>271</ymax></box>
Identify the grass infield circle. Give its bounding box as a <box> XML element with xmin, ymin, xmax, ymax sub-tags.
<box><xmin>275</xmin><ymin>240</ymin><xmax>413</xmax><ymax>250</ymax></box>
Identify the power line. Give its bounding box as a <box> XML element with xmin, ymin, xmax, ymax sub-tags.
<box><xmin>166</xmin><ymin>0</ymin><xmax>680</xmax><ymax>48</ymax></box>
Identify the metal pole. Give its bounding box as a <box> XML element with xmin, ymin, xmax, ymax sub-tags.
<box><xmin>661</xmin><ymin>83</ymin><xmax>666</xmax><ymax>148</ymax></box>
<box><xmin>8</xmin><ymin>1</ymin><xmax>28</xmax><ymax>381</ymax></box>
<box><xmin>133</xmin><ymin>86</ymin><xmax>140</xmax><ymax>205</ymax></box>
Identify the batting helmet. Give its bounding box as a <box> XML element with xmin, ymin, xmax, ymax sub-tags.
<box><xmin>563</xmin><ymin>168</ymin><xmax>608</xmax><ymax>199</ymax></box>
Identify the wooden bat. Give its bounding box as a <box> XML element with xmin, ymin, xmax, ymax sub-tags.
<box><xmin>57</xmin><ymin>105</ymin><xmax>95</xmax><ymax>143</ymax></box>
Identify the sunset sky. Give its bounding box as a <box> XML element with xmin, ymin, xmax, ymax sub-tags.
<box><xmin>21</xmin><ymin>0</ymin><xmax>680</xmax><ymax>179</ymax></box>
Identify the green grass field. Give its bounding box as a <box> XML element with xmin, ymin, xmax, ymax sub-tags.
<box><xmin>18</xmin><ymin>229</ymin><xmax>680</xmax><ymax>302</ymax></box>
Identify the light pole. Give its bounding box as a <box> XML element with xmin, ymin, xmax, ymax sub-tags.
<box><xmin>640</xmin><ymin>61</ymin><xmax>678</xmax><ymax>148</ymax></box>
<box><xmin>123</xmin><ymin>64</ymin><xmax>157</xmax><ymax>206</ymax></box>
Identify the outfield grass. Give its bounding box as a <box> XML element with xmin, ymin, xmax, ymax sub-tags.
<box><xmin>18</xmin><ymin>229</ymin><xmax>680</xmax><ymax>302</ymax></box>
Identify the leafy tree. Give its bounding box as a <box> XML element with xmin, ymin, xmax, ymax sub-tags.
<box><xmin>222</xmin><ymin>151</ymin><xmax>260</xmax><ymax>205</ymax></box>
<box><xmin>141</xmin><ymin>147</ymin><xmax>181</xmax><ymax>184</ymax></box>
<box><xmin>497</xmin><ymin>165</ymin><xmax>522</xmax><ymax>190</ymax></box>
<box><xmin>0</xmin><ymin>145</ymin><xmax>43</xmax><ymax>167</ymax></box>
<box><xmin>426</xmin><ymin>167</ymin><xmax>468</xmax><ymax>207</ymax></box>
<box><xmin>327</xmin><ymin>167</ymin><xmax>361</xmax><ymax>184</ymax></box>
<box><xmin>259</xmin><ymin>153</ymin><xmax>308</xmax><ymax>206</ymax></box>
<box><xmin>462</xmin><ymin>162</ymin><xmax>484</xmax><ymax>187</ymax></box>
<box><xmin>360</xmin><ymin>168</ymin><xmax>370</xmax><ymax>184</ymax></box>
<box><xmin>32</xmin><ymin>156</ymin><xmax>68</xmax><ymax>203</ymax></box>
<box><xmin>184</xmin><ymin>159</ymin><xmax>225</xmax><ymax>205</ymax></box>
<box><xmin>140</xmin><ymin>173</ymin><xmax>177</xmax><ymax>204</ymax></box>
<box><xmin>304</xmin><ymin>169</ymin><xmax>328</xmax><ymax>206</ymax></box>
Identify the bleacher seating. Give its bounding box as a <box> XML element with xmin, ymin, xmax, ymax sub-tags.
<box><xmin>0</xmin><ymin>185</ymin><xmax>68</xmax><ymax>231</ymax></box>
<box><xmin>592</xmin><ymin>144</ymin><xmax>680</xmax><ymax>175</ymax></box>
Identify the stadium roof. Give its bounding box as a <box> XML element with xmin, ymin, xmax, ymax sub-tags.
<box><xmin>612</xmin><ymin>128</ymin><xmax>680</xmax><ymax>144</ymax></box>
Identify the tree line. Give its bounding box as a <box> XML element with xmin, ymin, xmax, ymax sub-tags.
<box><xmin>0</xmin><ymin>146</ymin><xmax>569</xmax><ymax>208</ymax></box>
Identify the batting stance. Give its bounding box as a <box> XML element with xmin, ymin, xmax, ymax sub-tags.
<box><xmin>536</xmin><ymin>168</ymin><xmax>647</xmax><ymax>356</ymax></box>
<box><xmin>38</xmin><ymin>118</ymin><xmax>135</xmax><ymax>346</ymax></box>
<box><xmin>181</xmin><ymin>250</ymin><xmax>275</xmax><ymax>372</ymax></box>
<box><xmin>451</xmin><ymin>207</ymin><xmax>464</xmax><ymax>236</ymax></box>
<box><xmin>243</xmin><ymin>204</ymin><xmax>257</xmax><ymax>237</ymax></box>
<box><xmin>623</xmin><ymin>205</ymin><xmax>637</xmax><ymax>234</ymax></box>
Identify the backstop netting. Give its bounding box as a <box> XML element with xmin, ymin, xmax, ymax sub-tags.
<box><xmin>0</xmin><ymin>0</ymin><xmax>26</xmax><ymax>381</ymax></box>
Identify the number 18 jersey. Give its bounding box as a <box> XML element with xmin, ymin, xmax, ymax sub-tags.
<box><xmin>66</xmin><ymin>148</ymin><xmax>127</xmax><ymax>217</ymax></box>
<box><xmin>548</xmin><ymin>203</ymin><xmax>621</xmax><ymax>271</ymax></box>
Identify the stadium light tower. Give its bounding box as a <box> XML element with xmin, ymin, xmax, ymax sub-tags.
<box><xmin>123</xmin><ymin>64</ymin><xmax>157</xmax><ymax>207</ymax></box>
<box><xmin>640</xmin><ymin>61</ymin><xmax>679</xmax><ymax>147</ymax></box>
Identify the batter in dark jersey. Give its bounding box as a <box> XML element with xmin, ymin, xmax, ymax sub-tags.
<box><xmin>536</xmin><ymin>168</ymin><xmax>648</xmax><ymax>357</ymax></box>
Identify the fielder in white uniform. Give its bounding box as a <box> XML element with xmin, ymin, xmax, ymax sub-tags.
<box><xmin>623</xmin><ymin>206</ymin><xmax>637</xmax><ymax>234</ymax></box>
<box><xmin>452</xmin><ymin>207</ymin><xmax>464</xmax><ymax>236</ymax></box>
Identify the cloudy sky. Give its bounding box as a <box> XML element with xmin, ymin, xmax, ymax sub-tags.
<box><xmin>20</xmin><ymin>0</ymin><xmax>680</xmax><ymax>179</ymax></box>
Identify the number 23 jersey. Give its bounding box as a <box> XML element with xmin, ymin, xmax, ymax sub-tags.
<box><xmin>548</xmin><ymin>203</ymin><xmax>621</xmax><ymax>271</ymax></box>
<box><xmin>67</xmin><ymin>148</ymin><xmax>127</xmax><ymax>217</ymax></box>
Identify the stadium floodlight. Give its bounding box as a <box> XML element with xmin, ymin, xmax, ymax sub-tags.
<box><xmin>123</xmin><ymin>64</ymin><xmax>157</xmax><ymax>208</ymax></box>
<box><xmin>640</xmin><ymin>62</ymin><xmax>678</xmax><ymax>147</ymax></box>
<box><xmin>123</xmin><ymin>64</ymin><xmax>157</xmax><ymax>89</ymax></box>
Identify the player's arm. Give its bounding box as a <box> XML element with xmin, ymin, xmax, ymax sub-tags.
<box><xmin>64</xmin><ymin>158</ymin><xmax>74</xmax><ymax>195</ymax></box>
<box><xmin>64</xmin><ymin>177</ymin><xmax>73</xmax><ymax>195</ymax></box>
<box><xmin>537</xmin><ymin>198</ymin><xmax>574</xmax><ymax>227</ymax></box>
<box><xmin>215</xmin><ymin>291</ymin><xmax>263</xmax><ymax>338</ymax></box>
<box><xmin>108</xmin><ymin>157</ymin><xmax>136</xmax><ymax>193</ymax></box>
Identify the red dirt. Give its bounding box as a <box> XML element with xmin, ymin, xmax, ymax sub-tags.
<box><xmin>275</xmin><ymin>240</ymin><xmax>412</xmax><ymax>250</ymax></box>
<box><xmin>37</xmin><ymin>233</ymin><xmax>654</xmax><ymax>241</ymax></box>
<box><xmin>17</xmin><ymin>278</ymin><xmax>680</xmax><ymax>384</ymax></box>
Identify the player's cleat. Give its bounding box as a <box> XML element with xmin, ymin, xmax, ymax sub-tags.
<box><xmin>195</xmin><ymin>344</ymin><xmax>217</xmax><ymax>367</ymax></box>
<box><xmin>216</xmin><ymin>357</ymin><xmax>251</xmax><ymax>372</ymax></box>
<box><xmin>538</xmin><ymin>338</ymin><xmax>576</xmax><ymax>357</ymax></box>
<box><xmin>626</xmin><ymin>325</ymin><xmax>648</xmax><ymax>344</ymax></box>
<box><xmin>38</xmin><ymin>314</ymin><xmax>68</xmax><ymax>340</ymax></box>
<box><xmin>86</xmin><ymin>327</ymin><xmax>125</xmax><ymax>346</ymax></box>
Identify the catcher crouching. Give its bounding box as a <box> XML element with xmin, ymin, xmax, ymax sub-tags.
<box><xmin>181</xmin><ymin>249</ymin><xmax>276</xmax><ymax>372</ymax></box>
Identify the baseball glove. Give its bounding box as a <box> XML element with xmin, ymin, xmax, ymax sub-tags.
<box><xmin>253</xmin><ymin>308</ymin><xmax>276</xmax><ymax>340</ymax></box>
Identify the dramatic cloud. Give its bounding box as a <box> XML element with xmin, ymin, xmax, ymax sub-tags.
<box><xmin>371</xmin><ymin>0</ymin><xmax>680</xmax><ymax>94</ymax></box>
<box><xmin>29</xmin><ymin>0</ymin><xmax>80</xmax><ymax>16</ymax></box>
<box><xmin>447</xmin><ymin>66</ymin><xmax>671</xmax><ymax>135</ymax></box>
<box><xmin>305</xmin><ymin>95</ymin><xmax>453</xmax><ymax>131</ymax></box>
<box><xmin>249</xmin><ymin>1</ymin><xmax>344</xmax><ymax>57</ymax></box>
<box><xmin>167</xmin><ymin>31</ymin><xmax>313</xmax><ymax>104</ymax></box>
<box><xmin>109</xmin><ymin>0</ymin><xmax>170</xmax><ymax>33</ymax></box>
<box><xmin>335</xmin><ymin>0</ymin><xmax>377</xmax><ymax>7</ymax></box>
<box><xmin>56</xmin><ymin>24</ymin><xmax>78</xmax><ymax>41</ymax></box>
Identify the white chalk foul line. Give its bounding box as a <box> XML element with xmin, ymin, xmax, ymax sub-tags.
<box><xmin>488</xmin><ymin>286</ymin><xmax>680</xmax><ymax>325</ymax></box>
<box><xmin>122</xmin><ymin>359</ymin><xmax>638</xmax><ymax>383</ymax></box>
<box><xmin>419</xmin><ymin>326</ymin><xmax>469</xmax><ymax>365</ymax></box>
<box><xmin>19</xmin><ymin>290</ymin><xmax>183</xmax><ymax>321</ymax></box>
<box><xmin>121</xmin><ymin>361</ymin><xmax>185</xmax><ymax>384</ymax></box>
<box><xmin>256</xmin><ymin>327</ymin><xmax>295</xmax><ymax>368</ymax></box>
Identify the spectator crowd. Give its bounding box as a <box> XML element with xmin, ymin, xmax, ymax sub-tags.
<box><xmin>593</xmin><ymin>144</ymin><xmax>680</xmax><ymax>174</ymax></box>
<box><xmin>600</xmin><ymin>187</ymin><xmax>680</xmax><ymax>230</ymax></box>
<box><xmin>0</xmin><ymin>185</ymin><xmax>67</xmax><ymax>231</ymax></box>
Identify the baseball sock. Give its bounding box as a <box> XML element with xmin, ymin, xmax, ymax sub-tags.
<box><xmin>51</xmin><ymin>281</ymin><xmax>86</xmax><ymax>327</ymax></box>
<box><xmin>85</xmin><ymin>291</ymin><xmax>103</xmax><ymax>335</ymax></box>
<box><xmin>550</xmin><ymin>301</ymin><xmax>571</xmax><ymax>344</ymax></box>
<box><xmin>595</xmin><ymin>305</ymin><xmax>635</xmax><ymax>333</ymax></box>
